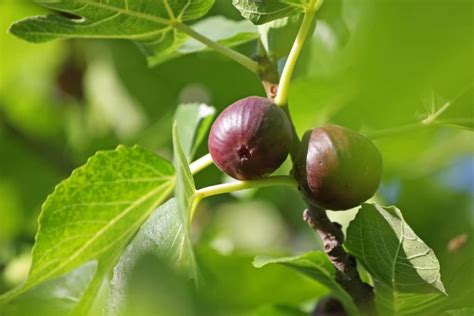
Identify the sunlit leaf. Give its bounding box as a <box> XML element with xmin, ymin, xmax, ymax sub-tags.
<box><xmin>0</xmin><ymin>146</ymin><xmax>175</xmax><ymax>305</ymax></box>
<box><xmin>106</xmin><ymin>107</ymin><xmax>213</xmax><ymax>314</ymax></box>
<box><xmin>9</xmin><ymin>0</ymin><xmax>213</xmax><ymax>63</ymax></box>
<box><xmin>232</xmin><ymin>0</ymin><xmax>303</xmax><ymax>25</ymax></box>
<box><xmin>346</xmin><ymin>203</ymin><xmax>447</xmax><ymax>315</ymax></box>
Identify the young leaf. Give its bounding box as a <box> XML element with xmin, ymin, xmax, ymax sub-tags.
<box><xmin>9</xmin><ymin>0</ymin><xmax>214</xmax><ymax>64</ymax></box>
<box><xmin>0</xmin><ymin>146</ymin><xmax>175</xmax><ymax>304</ymax></box>
<box><xmin>172</xmin><ymin>123</ymin><xmax>198</xmax><ymax>271</ymax></box>
<box><xmin>232</xmin><ymin>0</ymin><xmax>303</xmax><ymax>25</ymax></box>
<box><xmin>345</xmin><ymin>203</ymin><xmax>447</xmax><ymax>315</ymax></box>
<box><xmin>149</xmin><ymin>16</ymin><xmax>258</xmax><ymax>66</ymax></box>
<box><xmin>254</xmin><ymin>251</ymin><xmax>358</xmax><ymax>315</ymax></box>
<box><xmin>174</xmin><ymin>103</ymin><xmax>216</xmax><ymax>161</ymax></box>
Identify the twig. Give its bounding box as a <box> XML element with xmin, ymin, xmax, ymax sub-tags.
<box><xmin>303</xmin><ymin>205</ymin><xmax>376</xmax><ymax>315</ymax></box>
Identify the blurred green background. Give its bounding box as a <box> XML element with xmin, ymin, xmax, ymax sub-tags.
<box><xmin>0</xmin><ymin>0</ymin><xmax>473</xmax><ymax>314</ymax></box>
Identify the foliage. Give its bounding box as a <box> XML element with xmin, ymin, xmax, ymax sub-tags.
<box><xmin>0</xmin><ymin>0</ymin><xmax>472</xmax><ymax>315</ymax></box>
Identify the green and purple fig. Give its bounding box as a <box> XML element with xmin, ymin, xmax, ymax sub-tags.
<box><xmin>294</xmin><ymin>125</ymin><xmax>383</xmax><ymax>210</ymax></box>
<box><xmin>208</xmin><ymin>96</ymin><xmax>292</xmax><ymax>180</ymax></box>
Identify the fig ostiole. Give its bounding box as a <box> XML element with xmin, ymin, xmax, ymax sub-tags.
<box><xmin>208</xmin><ymin>96</ymin><xmax>292</xmax><ymax>180</ymax></box>
<box><xmin>294</xmin><ymin>125</ymin><xmax>383</xmax><ymax>211</ymax></box>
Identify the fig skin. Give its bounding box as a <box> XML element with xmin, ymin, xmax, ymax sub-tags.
<box><xmin>208</xmin><ymin>96</ymin><xmax>292</xmax><ymax>180</ymax></box>
<box><xmin>294</xmin><ymin>125</ymin><xmax>383</xmax><ymax>211</ymax></box>
<box><xmin>312</xmin><ymin>297</ymin><xmax>347</xmax><ymax>316</ymax></box>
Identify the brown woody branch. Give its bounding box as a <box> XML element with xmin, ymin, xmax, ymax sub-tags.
<box><xmin>304</xmin><ymin>205</ymin><xmax>376</xmax><ymax>315</ymax></box>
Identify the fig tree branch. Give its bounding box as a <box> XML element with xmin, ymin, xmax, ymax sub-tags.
<box><xmin>303</xmin><ymin>205</ymin><xmax>377</xmax><ymax>315</ymax></box>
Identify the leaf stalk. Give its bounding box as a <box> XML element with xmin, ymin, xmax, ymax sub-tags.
<box><xmin>174</xmin><ymin>22</ymin><xmax>259</xmax><ymax>73</ymax></box>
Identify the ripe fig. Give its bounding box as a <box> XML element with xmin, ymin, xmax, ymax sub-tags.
<box><xmin>294</xmin><ymin>125</ymin><xmax>383</xmax><ymax>210</ymax></box>
<box><xmin>312</xmin><ymin>297</ymin><xmax>347</xmax><ymax>316</ymax></box>
<box><xmin>208</xmin><ymin>96</ymin><xmax>292</xmax><ymax>180</ymax></box>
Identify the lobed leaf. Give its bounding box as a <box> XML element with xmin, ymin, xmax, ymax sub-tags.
<box><xmin>9</xmin><ymin>1</ymin><xmax>258</xmax><ymax>66</ymax></box>
<box><xmin>346</xmin><ymin>203</ymin><xmax>447</xmax><ymax>315</ymax></box>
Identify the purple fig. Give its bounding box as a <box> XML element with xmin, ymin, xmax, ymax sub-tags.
<box><xmin>294</xmin><ymin>125</ymin><xmax>383</xmax><ymax>210</ymax></box>
<box><xmin>208</xmin><ymin>96</ymin><xmax>292</xmax><ymax>180</ymax></box>
<box><xmin>312</xmin><ymin>297</ymin><xmax>347</xmax><ymax>316</ymax></box>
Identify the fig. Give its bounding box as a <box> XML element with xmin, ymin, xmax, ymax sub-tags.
<box><xmin>294</xmin><ymin>125</ymin><xmax>383</xmax><ymax>210</ymax></box>
<box><xmin>312</xmin><ymin>297</ymin><xmax>347</xmax><ymax>316</ymax></box>
<box><xmin>208</xmin><ymin>96</ymin><xmax>292</xmax><ymax>180</ymax></box>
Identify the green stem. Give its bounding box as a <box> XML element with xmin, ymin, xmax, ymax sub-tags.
<box><xmin>189</xmin><ymin>153</ymin><xmax>213</xmax><ymax>175</ymax></box>
<box><xmin>174</xmin><ymin>22</ymin><xmax>259</xmax><ymax>74</ymax></box>
<box><xmin>192</xmin><ymin>175</ymin><xmax>297</xmax><ymax>214</ymax></box>
<box><xmin>274</xmin><ymin>0</ymin><xmax>321</xmax><ymax>107</ymax></box>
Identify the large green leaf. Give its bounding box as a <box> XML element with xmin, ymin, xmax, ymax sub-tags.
<box><xmin>0</xmin><ymin>145</ymin><xmax>175</xmax><ymax>305</ymax></box>
<box><xmin>254</xmin><ymin>251</ymin><xmax>358</xmax><ymax>315</ymax></box>
<box><xmin>107</xmin><ymin>124</ymin><xmax>197</xmax><ymax>314</ymax></box>
<box><xmin>345</xmin><ymin>203</ymin><xmax>447</xmax><ymax>315</ymax></box>
<box><xmin>9</xmin><ymin>0</ymin><xmax>214</xmax><ymax>64</ymax></box>
<box><xmin>232</xmin><ymin>0</ymin><xmax>303</xmax><ymax>25</ymax></box>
